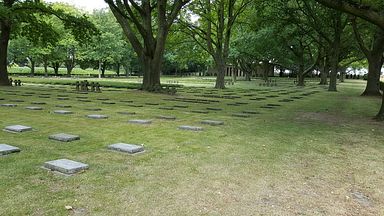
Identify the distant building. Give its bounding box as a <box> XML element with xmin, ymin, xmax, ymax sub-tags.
<box><xmin>207</xmin><ymin>64</ymin><xmax>274</xmax><ymax>77</ymax></box>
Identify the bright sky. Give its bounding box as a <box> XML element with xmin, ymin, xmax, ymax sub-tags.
<box><xmin>45</xmin><ymin>0</ymin><xmax>108</xmax><ymax>12</ymax></box>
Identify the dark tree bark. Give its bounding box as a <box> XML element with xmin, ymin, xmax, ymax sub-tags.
<box><xmin>116</xmin><ymin>63</ymin><xmax>120</xmax><ymax>76</ymax></box>
<box><xmin>328</xmin><ymin>12</ymin><xmax>342</xmax><ymax>92</ymax></box>
<box><xmin>52</xmin><ymin>62</ymin><xmax>60</xmax><ymax>76</ymax></box>
<box><xmin>319</xmin><ymin>55</ymin><xmax>329</xmax><ymax>85</ymax></box>
<box><xmin>105</xmin><ymin>0</ymin><xmax>189</xmax><ymax>91</ymax></box>
<box><xmin>352</xmin><ymin>18</ymin><xmax>384</xmax><ymax>96</ymax></box>
<box><xmin>376</xmin><ymin>87</ymin><xmax>384</xmax><ymax>120</ymax></box>
<box><xmin>29</xmin><ymin>58</ymin><xmax>35</xmax><ymax>77</ymax></box>
<box><xmin>0</xmin><ymin>19</ymin><xmax>11</xmax><ymax>86</ymax></box>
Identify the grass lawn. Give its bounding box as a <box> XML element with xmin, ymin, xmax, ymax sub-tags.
<box><xmin>0</xmin><ymin>77</ymin><xmax>383</xmax><ymax>215</ymax></box>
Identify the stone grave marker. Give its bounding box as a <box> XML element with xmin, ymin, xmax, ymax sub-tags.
<box><xmin>25</xmin><ymin>106</ymin><xmax>43</xmax><ymax>110</ymax></box>
<box><xmin>57</xmin><ymin>97</ymin><xmax>69</xmax><ymax>101</ymax></box>
<box><xmin>78</xmin><ymin>99</ymin><xmax>92</xmax><ymax>102</ymax></box>
<box><xmin>49</xmin><ymin>133</ymin><xmax>80</xmax><ymax>142</ymax></box>
<box><xmin>0</xmin><ymin>144</ymin><xmax>20</xmax><ymax>155</ymax></box>
<box><xmin>101</xmin><ymin>101</ymin><xmax>116</xmax><ymax>104</ymax></box>
<box><xmin>206</xmin><ymin>107</ymin><xmax>223</xmax><ymax>111</ymax></box>
<box><xmin>1</xmin><ymin>104</ymin><xmax>17</xmax><ymax>107</ymax></box>
<box><xmin>156</xmin><ymin>115</ymin><xmax>176</xmax><ymax>120</ymax></box>
<box><xmin>108</xmin><ymin>143</ymin><xmax>144</xmax><ymax>154</ymax></box>
<box><xmin>96</xmin><ymin>98</ymin><xmax>109</xmax><ymax>101</ymax></box>
<box><xmin>232</xmin><ymin>113</ymin><xmax>250</xmax><ymax>118</ymax></box>
<box><xmin>10</xmin><ymin>99</ymin><xmax>24</xmax><ymax>102</ymax></box>
<box><xmin>43</xmin><ymin>159</ymin><xmax>89</xmax><ymax>175</ymax></box>
<box><xmin>128</xmin><ymin>119</ymin><xmax>152</xmax><ymax>124</ymax></box>
<box><xmin>242</xmin><ymin>110</ymin><xmax>260</xmax><ymax>114</ymax></box>
<box><xmin>159</xmin><ymin>107</ymin><xmax>174</xmax><ymax>110</ymax></box>
<box><xmin>117</xmin><ymin>111</ymin><xmax>136</xmax><ymax>115</ymax></box>
<box><xmin>31</xmin><ymin>102</ymin><xmax>47</xmax><ymax>105</ymax></box>
<box><xmin>174</xmin><ymin>105</ymin><xmax>188</xmax><ymax>108</ymax></box>
<box><xmin>178</xmin><ymin>125</ymin><xmax>203</xmax><ymax>131</ymax></box>
<box><xmin>85</xmin><ymin>108</ymin><xmax>102</xmax><ymax>111</ymax></box>
<box><xmin>86</xmin><ymin>114</ymin><xmax>108</xmax><ymax>119</ymax></box>
<box><xmin>54</xmin><ymin>110</ymin><xmax>73</xmax><ymax>114</ymax></box>
<box><xmin>200</xmin><ymin>120</ymin><xmax>224</xmax><ymax>126</ymax></box>
<box><xmin>191</xmin><ymin>110</ymin><xmax>209</xmax><ymax>114</ymax></box>
<box><xmin>4</xmin><ymin>125</ymin><xmax>32</xmax><ymax>133</ymax></box>
<box><xmin>127</xmin><ymin>104</ymin><xmax>143</xmax><ymax>107</ymax></box>
<box><xmin>56</xmin><ymin>105</ymin><xmax>72</xmax><ymax>108</ymax></box>
<box><xmin>39</xmin><ymin>96</ymin><xmax>50</xmax><ymax>98</ymax></box>
<box><xmin>145</xmin><ymin>102</ymin><xmax>159</xmax><ymax>106</ymax></box>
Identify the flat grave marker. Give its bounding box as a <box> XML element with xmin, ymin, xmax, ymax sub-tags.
<box><xmin>43</xmin><ymin>159</ymin><xmax>89</xmax><ymax>175</ymax></box>
<box><xmin>56</xmin><ymin>105</ymin><xmax>72</xmax><ymax>108</ymax></box>
<box><xmin>128</xmin><ymin>119</ymin><xmax>152</xmax><ymax>124</ymax></box>
<box><xmin>156</xmin><ymin>115</ymin><xmax>176</xmax><ymax>120</ymax></box>
<box><xmin>1</xmin><ymin>104</ymin><xmax>17</xmax><ymax>107</ymax></box>
<box><xmin>178</xmin><ymin>125</ymin><xmax>203</xmax><ymax>131</ymax></box>
<box><xmin>117</xmin><ymin>111</ymin><xmax>136</xmax><ymax>115</ymax></box>
<box><xmin>25</xmin><ymin>106</ymin><xmax>43</xmax><ymax>110</ymax></box>
<box><xmin>54</xmin><ymin>110</ymin><xmax>73</xmax><ymax>114</ymax></box>
<box><xmin>49</xmin><ymin>133</ymin><xmax>80</xmax><ymax>142</ymax></box>
<box><xmin>4</xmin><ymin>125</ymin><xmax>32</xmax><ymax>133</ymax></box>
<box><xmin>232</xmin><ymin>113</ymin><xmax>251</xmax><ymax>118</ymax></box>
<box><xmin>108</xmin><ymin>143</ymin><xmax>144</xmax><ymax>154</ymax></box>
<box><xmin>200</xmin><ymin>120</ymin><xmax>224</xmax><ymax>126</ymax></box>
<box><xmin>0</xmin><ymin>144</ymin><xmax>20</xmax><ymax>155</ymax></box>
<box><xmin>86</xmin><ymin>114</ymin><xmax>108</xmax><ymax>119</ymax></box>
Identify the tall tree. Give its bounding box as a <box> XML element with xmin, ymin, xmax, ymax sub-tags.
<box><xmin>0</xmin><ymin>0</ymin><xmax>96</xmax><ymax>85</ymax></box>
<box><xmin>182</xmin><ymin>0</ymin><xmax>251</xmax><ymax>89</ymax></box>
<box><xmin>104</xmin><ymin>0</ymin><xmax>190</xmax><ymax>91</ymax></box>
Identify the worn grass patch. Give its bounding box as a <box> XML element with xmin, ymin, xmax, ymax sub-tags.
<box><xmin>0</xmin><ymin>78</ymin><xmax>383</xmax><ymax>215</ymax></box>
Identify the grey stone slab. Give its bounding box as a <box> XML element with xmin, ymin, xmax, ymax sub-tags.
<box><xmin>159</xmin><ymin>107</ymin><xmax>174</xmax><ymax>110</ymax></box>
<box><xmin>127</xmin><ymin>104</ymin><xmax>143</xmax><ymax>107</ymax></box>
<box><xmin>54</xmin><ymin>110</ymin><xmax>73</xmax><ymax>114</ymax></box>
<box><xmin>1</xmin><ymin>104</ymin><xmax>17</xmax><ymax>107</ymax></box>
<box><xmin>85</xmin><ymin>108</ymin><xmax>102</xmax><ymax>111</ymax></box>
<box><xmin>10</xmin><ymin>99</ymin><xmax>24</xmax><ymax>102</ymax></box>
<box><xmin>128</xmin><ymin>119</ymin><xmax>152</xmax><ymax>124</ymax></box>
<box><xmin>178</xmin><ymin>125</ymin><xmax>203</xmax><ymax>131</ymax></box>
<box><xmin>191</xmin><ymin>110</ymin><xmax>209</xmax><ymax>114</ymax></box>
<box><xmin>206</xmin><ymin>107</ymin><xmax>223</xmax><ymax>111</ymax></box>
<box><xmin>232</xmin><ymin>113</ymin><xmax>251</xmax><ymax>118</ymax></box>
<box><xmin>279</xmin><ymin>99</ymin><xmax>294</xmax><ymax>102</ymax></box>
<box><xmin>174</xmin><ymin>105</ymin><xmax>188</xmax><ymax>108</ymax></box>
<box><xmin>76</xmin><ymin>96</ymin><xmax>88</xmax><ymax>99</ymax></box>
<box><xmin>242</xmin><ymin>110</ymin><xmax>261</xmax><ymax>114</ymax></box>
<box><xmin>120</xmin><ymin>100</ymin><xmax>133</xmax><ymax>103</ymax></box>
<box><xmin>31</xmin><ymin>102</ymin><xmax>47</xmax><ymax>105</ymax></box>
<box><xmin>39</xmin><ymin>96</ymin><xmax>50</xmax><ymax>98</ymax></box>
<box><xmin>0</xmin><ymin>144</ymin><xmax>20</xmax><ymax>155</ymax></box>
<box><xmin>49</xmin><ymin>133</ymin><xmax>80</xmax><ymax>142</ymax></box>
<box><xmin>96</xmin><ymin>98</ymin><xmax>109</xmax><ymax>101</ymax></box>
<box><xmin>25</xmin><ymin>106</ymin><xmax>43</xmax><ymax>110</ymax></box>
<box><xmin>57</xmin><ymin>97</ymin><xmax>69</xmax><ymax>100</ymax></box>
<box><xmin>145</xmin><ymin>102</ymin><xmax>159</xmax><ymax>105</ymax></box>
<box><xmin>4</xmin><ymin>125</ymin><xmax>32</xmax><ymax>133</ymax></box>
<box><xmin>43</xmin><ymin>159</ymin><xmax>89</xmax><ymax>175</ymax></box>
<box><xmin>200</xmin><ymin>120</ymin><xmax>224</xmax><ymax>126</ymax></box>
<box><xmin>101</xmin><ymin>101</ymin><xmax>115</xmax><ymax>104</ymax></box>
<box><xmin>117</xmin><ymin>111</ymin><xmax>136</xmax><ymax>115</ymax></box>
<box><xmin>108</xmin><ymin>143</ymin><xmax>144</xmax><ymax>154</ymax></box>
<box><xmin>56</xmin><ymin>105</ymin><xmax>72</xmax><ymax>108</ymax></box>
<box><xmin>87</xmin><ymin>114</ymin><xmax>108</xmax><ymax>119</ymax></box>
<box><xmin>78</xmin><ymin>99</ymin><xmax>92</xmax><ymax>102</ymax></box>
<box><xmin>156</xmin><ymin>115</ymin><xmax>176</xmax><ymax>120</ymax></box>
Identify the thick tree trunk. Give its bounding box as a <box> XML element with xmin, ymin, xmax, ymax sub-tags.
<box><xmin>53</xmin><ymin>62</ymin><xmax>59</xmax><ymax>76</ymax></box>
<box><xmin>141</xmin><ymin>56</ymin><xmax>161</xmax><ymax>91</ymax></box>
<box><xmin>245</xmin><ymin>71</ymin><xmax>251</xmax><ymax>81</ymax></box>
<box><xmin>43</xmin><ymin>61</ymin><xmax>48</xmax><ymax>77</ymax></box>
<box><xmin>116</xmin><ymin>63</ymin><xmax>120</xmax><ymax>76</ymax></box>
<box><xmin>319</xmin><ymin>61</ymin><xmax>329</xmax><ymax>85</ymax></box>
<box><xmin>375</xmin><ymin>88</ymin><xmax>384</xmax><ymax>120</ymax></box>
<box><xmin>297</xmin><ymin>64</ymin><xmax>305</xmax><ymax>86</ymax></box>
<box><xmin>0</xmin><ymin>20</ymin><xmax>11</xmax><ymax>86</ymax></box>
<box><xmin>29</xmin><ymin>59</ymin><xmax>35</xmax><ymax>77</ymax></box>
<box><xmin>214</xmin><ymin>55</ymin><xmax>226</xmax><ymax>89</ymax></box>
<box><xmin>361</xmin><ymin>55</ymin><xmax>383</xmax><ymax>96</ymax></box>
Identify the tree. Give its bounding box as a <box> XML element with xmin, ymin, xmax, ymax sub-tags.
<box><xmin>182</xmin><ymin>0</ymin><xmax>251</xmax><ymax>89</ymax></box>
<box><xmin>0</xmin><ymin>0</ymin><xmax>97</xmax><ymax>85</ymax></box>
<box><xmin>105</xmin><ymin>0</ymin><xmax>190</xmax><ymax>91</ymax></box>
<box><xmin>315</xmin><ymin>0</ymin><xmax>384</xmax><ymax>119</ymax></box>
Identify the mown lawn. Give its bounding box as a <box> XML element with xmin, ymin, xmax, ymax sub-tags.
<box><xmin>0</xmin><ymin>78</ymin><xmax>383</xmax><ymax>215</ymax></box>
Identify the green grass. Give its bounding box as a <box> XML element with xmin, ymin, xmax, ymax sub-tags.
<box><xmin>0</xmin><ymin>78</ymin><xmax>383</xmax><ymax>215</ymax></box>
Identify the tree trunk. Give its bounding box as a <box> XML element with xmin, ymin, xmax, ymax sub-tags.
<box><xmin>44</xmin><ymin>60</ymin><xmax>48</xmax><ymax>77</ymax></box>
<box><xmin>361</xmin><ymin>55</ymin><xmax>383</xmax><ymax>96</ymax></box>
<box><xmin>141</xmin><ymin>55</ymin><xmax>161</xmax><ymax>91</ymax></box>
<box><xmin>29</xmin><ymin>59</ymin><xmax>35</xmax><ymax>77</ymax></box>
<box><xmin>0</xmin><ymin>20</ymin><xmax>11</xmax><ymax>86</ymax></box>
<box><xmin>214</xmin><ymin>55</ymin><xmax>226</xmax><ymax>89</ymax></box>
<box><xmin>297</xmin><ymin>63</ymin><xmax>305</xmax><ymax>86</ymax></box>
<box><xmin>319</xmin><ymin>61</ymin><xmax>329</xmax><ymax>85</ymax></box>
<box><xmin>339</xmin><ymin>68</ymin><xmax>346</xmax><ymax>83</ymax></box>
<box><xmin>101</xmin><ymin>61</ymin><xmax>106</xmax><ymax>78</ymax></box>
<box><xmin>116</xmin><ymin>63</ymin><xmax>120</xmax><ymax>76</ymax></box>
<box><xmin>53</xmin><ymin>62</ymin><xmax>59</xmax><ymax>76</ymax></box>
<box><xmin>375</xmin><ymin>89</ymin><xmax>384</xmax><ymax>120</ymax></box>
